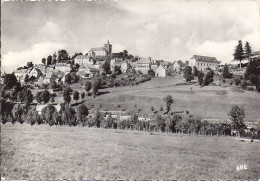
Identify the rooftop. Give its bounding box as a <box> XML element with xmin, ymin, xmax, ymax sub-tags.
<box><xmin>192</xmin><ymin>55</ymin><xmax>218</xmax><ymax>63</ymax></box>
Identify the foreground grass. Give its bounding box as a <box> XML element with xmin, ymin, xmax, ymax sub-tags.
<box><xmin>1</xmin><ymin>123</ymin><xmax>260</xmax><ymax>180</ymax></box>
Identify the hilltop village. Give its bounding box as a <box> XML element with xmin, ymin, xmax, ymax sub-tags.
<box><xmin>1</xmin><ymin>40</ymin><xmax>260</xmax><ymax>138</ymax></box>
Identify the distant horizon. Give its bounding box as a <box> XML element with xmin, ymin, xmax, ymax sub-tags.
<box><xmin>2</xmin><ymin>1</ymin><xmax>260</xmax><ymax>73</ymax></box>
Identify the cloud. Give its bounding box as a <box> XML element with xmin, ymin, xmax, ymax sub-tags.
<box><xmin>2</xmin><ymin>42</ymin><xmax>65</xmax><ymax>73</ymax></box>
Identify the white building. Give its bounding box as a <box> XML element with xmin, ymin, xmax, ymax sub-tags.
<box><xmin>87</xmin><ymin>40</ymin><xmax>112</xmax><ymax>57</ymax></box>
<box><xmin>135</xmin><ymin>57</ymin><xmax>151</xmax><ymax>74</ymax></box>
<box><xmin>55</xmin><ymin>63</ymin><xmax>71</xmax><ymax>72</ymax></box>
<box><xmin>189</xmin><ymin>55</ymin><xmax>219</xmax><ymax>71</ymax></box>
<box><xmin>155</xmin><ymin>65</ymin><xmax>167</xmax><ymax>77</ymax></box>
<box><xmin>74</xmin><ymin>55</ymin><xmax>93</xmax><ymax>66</ymax></box>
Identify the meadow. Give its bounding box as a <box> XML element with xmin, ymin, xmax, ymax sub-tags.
<box><xmin>53</xmin><ymin>75</ymin><xmax>260</xmax><ymax>121</ymax></box>
<box><xmin>1</xmin><ymin>123</ymin><xmax>260</xmax><ymax>180</ymax></box>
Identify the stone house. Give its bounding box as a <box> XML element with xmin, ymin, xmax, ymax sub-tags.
<box><xmin>155</xmin><ymin>65</ymin><xmax>167</xmax><ymax>77</ymax></box>
<box><xmin>189</xmin><ymin>55</ymin><xmax>219</xmax><ymax>71</ymax></box>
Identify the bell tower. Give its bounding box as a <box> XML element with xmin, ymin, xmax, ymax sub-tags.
<box><xmin>104</xmin><ymin>40</ymin><xmax>112</xmax><ymax>55</ymax></box>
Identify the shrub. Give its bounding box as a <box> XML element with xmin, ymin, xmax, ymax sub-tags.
<box><xmin>222</xmin><ymin>64</ymin><xmax>233</xmax><ymax>78</ymax></box>
<box><xmin>183</xmin><ymin>66</ymin><xmax>193</xmax><ymax>82</ymax></box>
<box><xmin>203</xmin><ymin>70</ymin><xmax>214</xmax><ymax>86</ymax></box>
<box><xmin>198</xmin><ymin>72</ymin><xmax>204</xmax><ymax>86</ymax></box>
<box><xmin>246</xmin><ymin>87</ymin><xmax>255</xmax><ymax>91</ymax></box>
<box><xmin>234</xmin><ymin>78</ymin><xmax>241</xmax><ymax>86</ymax></box>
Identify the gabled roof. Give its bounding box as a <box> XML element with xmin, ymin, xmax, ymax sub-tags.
<box><xmin>88</xmin><ymin>47</ymin><xmax>107</xmax><ymax>52</ymax></box>
<box><xmin>251</xmin><ymin>51</ymin><xmax>260</xmax><ymax>56</ymax></box>
<box><xmin>137</xmin><ymin>57</ymin><xmax>151</xmax><ymax>64</ymax></box>
<box><xmin>191</xmin><ymin>55</ymin><xmax>218</xmax><ymax>63</ymax></box>
<box><xmin>75</xmin><ymin>55</ymin><xmax>90</xmax><ymax>59</ymax></box>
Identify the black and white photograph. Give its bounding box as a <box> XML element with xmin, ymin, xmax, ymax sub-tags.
<box><xmin>1</xmin><ymin>0</ymin><xmax>260</xmax><ymax>180</ymax></box>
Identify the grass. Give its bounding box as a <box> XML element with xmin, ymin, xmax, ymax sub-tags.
<box><xmin>32</xmin><ymin>74</ymin><xmax>260</xmax><ymax>121</ymax></box>
<box><xmin>1</xmin><ymin>123</ymin><xmax>260</xmax><ymax>180</ymax></box>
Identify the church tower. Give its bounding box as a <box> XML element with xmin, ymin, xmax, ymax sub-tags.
<box><xmin>104</xmin><ymin>40</ymin><xmax>112</xmax><ymax>55</ymax></box>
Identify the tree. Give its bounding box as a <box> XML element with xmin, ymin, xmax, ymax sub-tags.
<box><xmin>76</xmin><ymin>104</ymin><xmax>89</xmax><ymax>125</ymax></box>
<box><xmin>73</xmin><ymin>91</ymin><xmax>79</xmax><ymax>103</ymax></box>
<box><xmin>50</xmin><ymin>97</ymin><xmax>55</xmax><ymax>103</ymax></box>
<box><xmin>27</xmin><ymin>62</ymin><xmax>33</xmax><ymax>68</ymax></box>
<box><xmin>26</xmin><ymin>110</ymin><xmax>38</xmax><ymax>126</ymax></box>
<box><xmin>12</xmin><ymin>103</ymin><xmax>26</xmax><ymax>124</ymax></box>
<box><xmin>228</xmin><ymin>106</ymin><xmax>245</xmax><ymax>137</ymax></box>
<box><xmin>233</xmin><ymin>40</ymin><xmax>244</xmax><ymax>68</ymax></box>
<box><xmin>163</xmin><ymin>95</ymin><xmax>174</xmax><ymax>114</ymax></box>
<box><xmin>81</xmin><ymin>92</ymin><xmax>85</xmax><ymax>100</ymax></box>
<box><xmin>36</xmin><ymin>91</ymin><xmax>42</xmax><ymax>103</ymax></box>
<box><xmin>47</xmin><ymin>55</ymin><xmax>52</xmax><ymax>65</ymax></box>
<box><xmin>183</xmin><ymin>66</ymin><xmax>193</xmax><ymax>82</ymax></box>
<box><xmin>222</xmin><ymin>64</ymin><xmax>232</xmax><ymax>78</ymax></box>
<box><xmin>57</xmin><ymin>50</ymin><xmax>69</xmax><ymax>62</ymax></box>
<box><xmin>193</xmin><ymin>66</ymin><xmax>198</xmax><ymax>77</ymax></box>
<box><xmin>61</xmin><ymin>106</ymin><xmax>76</xmax><ymax>126</ymax></box>
<box><xmin>148</xmin><ymin>69</ymin><xmax>155</xmax><ymax>77</ymax></box>
<box><xmin>41</xmin><ymin>90</ymin><xmax>51</xmax><ymax>104</ymax></box>
<box><xmin>24</xmin><ymin>74</ymin><xmax>29</xmax><ymax>83</ymax></box>
<box><xmin>103</xmin><ymin>113</ymin><xmax>114</xmax><ymax>128</ymax></box>
<box><xmin>42</xmin><ymin>105</ymin><xmax>58</xmax><ymax>126</ymax></box>
<box><xmin>245</xmin><ymin>58</ymin><xmax>260</xmax><ymax>87</ymax></box>
<box><xmin>65</xmin><ymin>74</ymin><xmax>72</xmax><ymax>85</ymax></box>
<box><xmin>63</xmin><ymin>88</ymin><xmax>71</xmax><ymax>104</ymax></box>
<box><xmin>244</xmin><ymin>41</ymin><xmax>252</xmax><ymax>59</ymax></box>
<box><xmin>42</xmin><ymin>58</ymin><xmax>46</xmax><ymax>65</ymax></box>
<box><xmin>198</xmin><ymin>72</ymin><xmax>204</xmax><ymax>86</ymax></box>
<box><xmin>3</xmin><ymin>73</ymin><xmax>18</xmax><ymax>89</ymax></box>
<box><xmin>91</xmin><ymin>79</ymin><xmax>100</xmax><ymax>97</ymax></box>
<box><xmin>203</xmin><ymin>70</ymin><xmax>214</xmax><ymax>86</ymax></box>
<box><xmin>85</xmin><ymin>81</ymin><xmax>92</xmax><ymax>95</ymax></box>
<box><xmin>102</xmin><ymin>61</ymin><xmax>111</xmax><ymax>74</ymax></box>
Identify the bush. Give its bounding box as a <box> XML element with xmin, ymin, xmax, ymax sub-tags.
<box><xmin>234</xmin><ymin>78</ymin><xmax>241</xmax><ymax>86</ymax></box>
<box><xmin>246</xmin><ymin>87</ymin><xmax>255</xmax><ymax>91</ymax></box>
<box><xmin>203</xmin><ymin>70</ymin><xmax>214</xmax><ymax>86</ymax></box>
<box><xmin>222</xmin><ymin>64</ymin><xmax>233</xmax><ymax>78</ymax></box>
<box><xmin>183</xmin><ymin>66</ymin><xmax>193</xmax><ymax>82</ymax></box>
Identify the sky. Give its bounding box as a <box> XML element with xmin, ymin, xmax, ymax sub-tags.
<box><xmin>1</xmin><ymin>0</ymin><xmax>260</xmax><ymax>73</ymax></box>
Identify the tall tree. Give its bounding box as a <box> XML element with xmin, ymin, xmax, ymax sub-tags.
<box><xmin>233</xmin><ymin>40</ymin><xmax>244</xmax><ymax>68</ymax></box>
<box><xmin>41</xmin><ymin>90</ymin><xmax>51</xmax><ymax>104</ymax></box>
<box><xmin>81</xmin><ymin>92</ymin><xmax>85</xmax><ymax>100</ymax></box>
<box><xmin>244</xmin><ymin>41</ymin><xmax>252</xmax><ymax>59</ymax></box>
<box><xmin>198</xmin><ymin>72</ymin><xmax>204</xmax><ymax>87</ymax></box>
<box><xmin>73</xmin><ymin>91</ymin><xmax>79</xmax><ymax>103</ymax></box>
<box><xmin>85</xmin><ymin>81</ymin><xmax>92</xmax><ymax>95</ymax></box>
<box><xmin>183</xmin><ymin>66</ymin><xmax>193</xmax><ymax>82</ymax></box>
<box><xmin>47</xmin><ymin>55</ymin><xmax>52</xmax><ymax>65</ymax></box>
<box><xmin>91</xmin><ymin>79</ymin><xmax>100</xmax><ymax>98</ymax></box>
<box><xmin>42</xmin><ymin>105</ymin><xmax>58</xmax><ymax>126</ymax></box>
<box><xmin>42</xmin><ymin>58</ymin><xmax>46</xmax><ymax>65</ymax></box>
<box><xmin>24</xmin><ymin>74</ymin><xmax>29</xmax><ymax>83</ymax></box>
<box><xmin>63</xmin><ymin>88</ymin><xmax>71</xmax><ymax>104</ymax></box>
<box><xmin>228</xmin><ymin>106</ymin><xmax>245</xmax><ymax>137</ymax></box>
<box><xmin>76</xmin><ymin>104</ymin><xmax>89</xmax><ymax>125</ymax></box>
<box><xmin>163</xmin><ymin>95</ymin><xmax>174</xmax><ymax>114</ymax></box>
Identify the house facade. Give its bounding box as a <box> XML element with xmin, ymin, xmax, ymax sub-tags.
<box><xmin>155</xmin><ymin>65</ymin><xmax>167</xmax><ymax>77</ymax></box>
<box><xmin>55</xmin><ymin>63</ymin><xmax>71</xmax><ymax>72</ymax></box>
<box><xmin>29</xmin><ymin>68</ymin><xmax>42</xmax><ymax>78</ymax></box>
<box><xmin>110</xmin><ymin>58</ymin><xmax>123</xmax><ymax>72</ymax></box>
<box><xmin>121</xmin><ymin>61</ymin><xmax>130</xmax><ymax>73</ymax></box>
<box><xmin>135</xmin><ymin>57</ymin><xmax>151</xmax><ymax>74</ymax></box>
<box><xmin>74</xmin><ymin>55</ymin><xmax>93</xmax><ymax>66</ymax></box>
<box><xmin>189</xmin><ymin>55</ymin><xmax>219</xmax><ymax>71</ymax></box>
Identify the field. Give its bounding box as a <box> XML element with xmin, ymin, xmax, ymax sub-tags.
<box><xmin>51</xmin><ymin>75</ymin><xmax>260</xmax><ymax>121</ymax></box>
<box><xmin>1</xmin><ymin>123</ymin><xmax>260</xmax><ymax>180</ymax></box>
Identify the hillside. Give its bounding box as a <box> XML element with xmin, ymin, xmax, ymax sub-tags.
<box><xmin>59</xmin><ymin>75</ymin><xmax>260</xmax><ymax>121</ymax></box>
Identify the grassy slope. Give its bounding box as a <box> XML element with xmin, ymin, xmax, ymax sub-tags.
<box><xmin>34</xmin><ymin>75</ymin><xmax>260</xmax><ymax>121</ymax></box>
<box><xmin>1</xmin><ymin>123</ymin><xmax>260</xmax><ymax>180</ymax></box>
<box><xmin>76</xmin><ymin>75</ymin><xmax>260</xmax><ymax>121</ymax></box>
